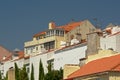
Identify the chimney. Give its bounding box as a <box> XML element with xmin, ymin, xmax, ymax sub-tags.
<box><xmin>79</xmin><ymin>58</ymin><xmax>86</xmax><ymax>67</ymax></box>
<box><xmin>49</xmin><ymin>22</ymin><xmax>56</xmax><ymax>29</ymax></box>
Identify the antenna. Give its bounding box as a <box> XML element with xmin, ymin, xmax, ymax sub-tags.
<box><xmin>93</xmin><ymin>18</ymin><xmax>101</xmax><ymax>29</ymax></box>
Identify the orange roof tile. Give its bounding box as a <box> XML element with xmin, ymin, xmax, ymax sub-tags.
<box><xmin>33</xmin><ymin>21</ymin><xmax>82</xmax><ymax>37</ymax></box>
<box><xmin>18</xmin><ymin>51</ymin><xmax>24</xmax><ymax>59</ymax></box>
<box><xmin>33</xmin><ymin>31</ymin><xmax>46</xmax><ymax>37</ymax></box>
<box><xmin>2</xmin><ymin>54</ymin><xmax>12</xmax><ymax>62</ymax></box>
<box><xmin>57</xmin><ymin>21</ymin><xmax>82</xmax><ymax>32</ymax></box>
<box><xmin>109</xmin><ymin>31</ymin><xmax>120</xmax><ymax>37</ymax></box>
<box><xmin>67</xmin><ymin>54</ymin><xmax>120</xmax><ymax>79</ymax></box>
<box><xmin>0</xmin><ymin>46</ymin><xmax>12</xmax><ymax>61</ymax></box>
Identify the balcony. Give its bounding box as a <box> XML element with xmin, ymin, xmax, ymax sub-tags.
<box><xmin>24</xmin><ymin>36</ymin><xmax>57</xmax><ymax>47</ymax></box>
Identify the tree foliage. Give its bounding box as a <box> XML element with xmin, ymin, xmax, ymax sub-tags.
<box><xmin>19</xmin><ymin>65</ymin><xmax>29</xmax><ymax>80</ymax></box>
<box><xmin>14</xmin><ymin>63</ymin><xmax>20</xmax><ymax>80</ymax></box>
<box><xmin>12</xmin><ymin>61</ymin><xmax>63</xmax><ymax>80</ymax></box>
<box><xmin>4</xmin><ymin>72</ymin><xmax>8</xmax><ymax>80</ymax></box>
<box><xmin>14</xmin><ymin>63</ymin><xmax>29</xmax><ymax>80</ymax></box>
<box><xmin>45</xmin><ymin>62</ymin><xmax>63</xmax><ymax>80</ymax></box>
<box><xmin>0</xmin><ymin>71</ymin><xmax>2</xmax><ymax>80</ymax></box>
<box><xmin>30</xmin><ymin>64</ymin><xmax>34</xmax><ymax>80</ymax></box>
<box><xmin>39</xmin><ymin>59</ymin><xmax>44</xmax><ymax>80</ymax></box>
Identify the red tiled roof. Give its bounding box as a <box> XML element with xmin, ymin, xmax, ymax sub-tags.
<box><xmin>57</xmin><ymin>21</ymin><xmax>82</xmax><ymax>32</ymax></box>
<box><xmin>18</xmin><ymin>51</ymin><xmax>24</xmax><ymax>59</ymax></box>
<box><xmin>106</xmin><ymin>28</ymin><xmax>112</xmax><ymax>34</ymax></box>
<box><xmin>12</xmin><ymin>51</ymin><xmax>24</xmax><ymax>61</ymax></box>
<box><xmin>109</xmin><ymin>31</ymin><xmax>120</xmax><ymax>37</ymax></box>
<box><xmin>67</xmin><ymin>54</ymin><xmax>120</xmax><ymax>79</ymax></box>
<box><xmin>33</xmin><ymin>31</ymin><xmax>46</xmax><ymax>37</ymax></box>
<box><xmin>0</xmin><ymin>46</ymin><xmax>12</xmax><ymax>61</ymax></box>
<box><xmin>2</xmin><ymin>54</ymin><xmax>12</xmax><ymax>62</ymax></box>
<box><xmin>33</xmin><ymin>21</ymin><xmax>82</xmax><ymax>37</ymax></box>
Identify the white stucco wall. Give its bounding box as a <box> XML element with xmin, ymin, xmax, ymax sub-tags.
<box><xmin>116</xmin><ymin>34</ymin><xmax>120</xmax><ymax>52</ymax></box>
<box><xmin>3</xmin><ymin>61</ymin><xmax>14</xmax><ymax>76</ymax></box>
<box><xmin>30</xmin><ymin>53</ymin><xmax>48</xmax><ymax>80</ymax></box>
<box><xmin>100</xmin><ymin>36</ymin><xmax>116</xmax><ymax>51</ymax></box>
<box><xmin>3</xmin><ymin>58</ymin><xmax>24</xmax><ymax>77</ymax></box>
<box><xmin>100</xmin><ymin>33</ymin><xmax>120</xmax><ymax>52</ymax></box>
<box><xmin>54</xmin><ymin>44</ymin><xmax>87</xmax><ymax>70</ymax></box>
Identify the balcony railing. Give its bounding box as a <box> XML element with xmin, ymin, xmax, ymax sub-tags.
<box><xmin>24</xmin><ymin>36</ymin><xmax>58</xmax><ymax>47</ymax></box>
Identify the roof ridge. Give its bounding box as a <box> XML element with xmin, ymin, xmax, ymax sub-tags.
<box><xmin>111</xmin><ymin>63</ymin><xmax>120</xmax><ymax>70</ymax></box>
<box><xmin>67</xmin><ymin>68</ymin><xmax>80</xmax><ymax>79</ymax></box>
<box><xmin>67</xmin><ymin>54</ymin><xmax>120</xmax><ymax>79</ymax></box>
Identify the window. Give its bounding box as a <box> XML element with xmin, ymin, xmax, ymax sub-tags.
<box><xmin>25</xmin><ymin>49</ymin><xmax>28</xmax><ymax>54</ymax></box>
<box><xmin>46</xmin><ymin>32</ymin><xmax>50</xmax><ymax>37</ymax></box>
<box><xmin>44</xmin><ymin>43</ymin><xmax>49</xmax><ymax>50</ymax></box>
<box><xmin>51</xmin><ymin>30</ymin><xmax>54</xmax><ymax>36</ymax></box>
<box><xmin>60</xmin><ymin>31</ymin><xmax>64</xmax><ymax>36</ymax></box>
<box><xmin>36</xmin><ymin>36</ymin><xmax>40</xmax><ymax>40</ymax></box>
<box><xmin>50</xmin><ymin>41</ymin><xmax>54</xmax><ymax>49</ymax></box>
<box><xmin>36</xmin><ymin>46</ymin><xmax>38</xmax><ymax>51</ymax></box>
<box><xmin>44</xmin><ymin>41</ymin><xmax>55</xmax><ymax>50</ymax></box>
<box><xmin>47</xmin><ymin>59</ymin><xmax>54</xmax><ymax>70</ymax></box>
<box><xmin>56</xmin><ymin>30</ymin><xmax>59</xmax><ymax>36</ymax></box>
<box><xmin>30</xmin><ymin>46</ymin><xmax>34</xmax><ymax>53</ymax></box>
<box><xmin>25</xmin><ymin>63</ymin><xmax>30</xmax><ymax>73</ymax></box>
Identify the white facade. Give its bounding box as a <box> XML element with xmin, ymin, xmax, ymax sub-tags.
<box><xmin>24</xmin><ymin>44</ymin><xmax>45</xmax><ymax>56</ymax></box>
<box><xmin>1</xmin><ymin>58</ymin><xmax>24</xmax><ymax>77</ymax></box>
<box><xmin>54</xmin><ymin>43</ymin><xmax>87</xmax><ymax>70</ymax></box>
<box><xmin>29</xmin><ymin>53</ymin><xmax>48</xmax><ymax>80</ymax></box>
<box><xmin>100</xmin><ymin>33</ymin><xmax>120</xmax><ymax>52</ymax></box>
<box><xmin>111</xmin><ymin>26</ymin><xmax>120</xmax><ymax>34</ymax></box>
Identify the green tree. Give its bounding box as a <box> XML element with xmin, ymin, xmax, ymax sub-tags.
<box><xmin>0</xmin><ymin>71</ymin><xmax>2</xmax><ymax>80</ymax></box>
<box><xmin>30</xmin><ymin>64</ymin><xmax>34</xmax><ymax>80</ymax></box>
<box><xmin>52</xmin><ymin>68</ymin><xmax>63</xmax><ymax>80</ymax></box>
<box><xmin>4</xmin><ymin>72</ymin><xmax>8</xmax><ymax>80</ymax></box>
<box><xmin>14</xmin><ymin>63</ymin><xmax>20</xmax><ymax>80</ymax></box>
<box><xmin>39</xmin><ymin>59</ymin><xmax>44</xmax><ymax>80</ymax></box>
<box><xmin>44</xmin><ymin>71</ymin><xmax>53</xmax><ymax>80</ymax></box>
<box><xmin>47</xmin><ymin>62</ymin><xmax>52</xmax><ymax>73</ymax></box>
<box><xmin>58</xmin><ymin>67</ymin><xmax>63</xmax><ymax>80</ymax></box>
<box><xmin>45</xmin><ymin>62</ymin><xmax>63</xmax><ymax>80</ymax></box>
<box><xmin>19</xmin><ymin>65</ymin><xmax>29</xmax><ymax>80</ymax></box>
<box><xmin>45</xmin><ymin>62</ymin><xmax>53</xmax><ymax>80</ymax></box>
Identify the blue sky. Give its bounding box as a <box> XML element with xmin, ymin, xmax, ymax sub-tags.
<box><xmin>0</xmin><ymin>0</ymin><xmax>120</xmax><ymax>50</ymax></box>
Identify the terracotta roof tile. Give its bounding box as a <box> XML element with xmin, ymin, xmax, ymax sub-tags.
<box><xmin>18</xmin><ymin>51</ymin><xmax>24</xmax><ymax>59</ymax></box>
<box><xmin>57</xmin><ymin>21</ymin><xmax>82</xmax><ymax>32</ymax></box>
<box><xmin>2</xmin><ymin>54</ymin><xmax>12</xmax><ymax>62</ymax></box>
<box><xmin>67</xmin><ymin>54</ymin><xmax>120</xmax><ymax>79</ymax></box>
<box><xmin>109</xmin><ymin>31</ymin><xmax>120</xmax><ymax>37</ymax></box>
<box><xmin>33</xmin><ymin>21</ymin><xmax>82</xmax><ymax>37</ymax></box>
<box><xmin>33</xmin><ymin>31</ymin><xmax>46</xmax><ymax>37</ymax></box>
<box><xmin>0</xmin><ymin>46</ymin><xmax>12</xmax><ymax>61</ymax></box>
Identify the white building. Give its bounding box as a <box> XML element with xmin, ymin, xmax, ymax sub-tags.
<box><xmin>54</xmin><ymin>43</ymin><xmax>87</xmax><ymax>70</ymax></box>
<box><xmin>1</xmin><ymin>58</ymin><xmax>24</xmax><ymax>77</ymax></box>
<box><xmin>0</xmin><ymin>50</ymin><xmax>25</xmax><ymax>78</ymax></box>
<box><xmin>1</xmin><ymin>20</ymin><xmax>96</xmax><ymax>80</ymax></box>
<box><xmin>29</xmin><ymin>53</ymin><xmax>48</xmax><ymax>80</ymax></box>
<box><xmin>100</xmin><ymin>26</ymin><xmax>120</xmax><ymax>52</ymax></box>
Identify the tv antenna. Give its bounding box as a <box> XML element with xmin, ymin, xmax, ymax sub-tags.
<box><xmin>93</xmin><ymin>18</ymin><xmax>101</xmax><ymax>29</ymax></box>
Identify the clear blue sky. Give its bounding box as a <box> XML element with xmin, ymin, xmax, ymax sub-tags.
<box><xmin>0</xmin><ymin>0</ymin><xmax>120</xmax><ymax>50</ymax></box>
